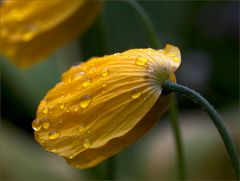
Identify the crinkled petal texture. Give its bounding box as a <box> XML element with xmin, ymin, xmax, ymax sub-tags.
<box><xmin>32</xmin><ymin>45</ymin><xmax>181</xmax><ymax>169</ymax></box>
<box><xmin>0</xmin><ymin>0</ymin><xmax>102</xmax><ymax>67</ymax></box>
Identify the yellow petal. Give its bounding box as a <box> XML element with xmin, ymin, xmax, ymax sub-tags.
<box><xmin>162</xmin><ymin>44</ymin><xmax>181</xmax><ymax>71</ymax></box>
<box><xmin>65</xmin><ymin>93</ymin><xmax>173</xmax><ymax>169</ymax></box>
<box><xmin>0</xmin><ymin>0</ymin><xmax>102</xmax><ymax>67</ymax></box>
<box><xmin>33</xmin><ymin>45</ymin><xmax>181</xmax><ymax>168</ymax></box>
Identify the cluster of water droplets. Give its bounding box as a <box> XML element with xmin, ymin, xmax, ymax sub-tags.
<box><xmin>32</xmin><ymin>51</ymin><xmax>168</xmax><ymax>152</ymax></box>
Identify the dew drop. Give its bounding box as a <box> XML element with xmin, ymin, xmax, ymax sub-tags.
<box><xmin>78</xmin><ymin>125</ymin><xmax>85</xmax><ymax>133</ymax></box>
<box><xmin>69</xmin><ymin>155</ymin><xmax>74</xmax><ymax>159</ymax></box>
<box><xmin>32</xmin><ymin>119</ymin><xmax>42</xmax><ymax>131</ymax></box>
<box><xmin>80</xmin><ymin>94</ymin><xmax>91</xmax><ymax>109</ymax></box>
<box><xmin>42</xmin><ymin>106</ymin><xmax>49</xmax><ymax>114</ymax></box>
<box><xmin>173</xmin><ymin>57</ymin><xmax>180</xmax><ymax>62</ymax></box>
<box><xmin>73</xmin><ymin>72</ymin><xmax>85</xmax><ymax>81</ymax></box>
<box><xmin>131</xmin><ymin>88</ymin><xmax>142</xmax><ymax>99</ymax></box>
<box><xmin>74</xmin><ymin>106</ymin><xmax>79</xmax><ymax>112</ymax></box>
<box><xmin>42</xmin><ymin>120</ymin><xmax>50</xmax><ymax>130</ymax></box>
<box><xmin>102</xmin><ymin>84</ymin><xmax>107</xmax><ymax>87</ymax></box>
<box><xmin>101</xmin><ymin>67</ymin><xmax>109</xmax><ymax>77</ymax></box>
<box><xmin>83</xmin><ymin>138</ymin><xmax>91</xmax><ymax>148</ymax></box>
<box><xmin>88</xmin><ymin>68</ymin><xmax>97</xmax><ymax>74</ymax></box>
<box><xmin>113</xmin><ymin>53</ymin><xmax>120</xmax><ymax>56</ymax></box>
<box><xmin>48</xmin><ymin>130</ymin><xmax>60</xmax><ymax>140</ymax></box>
<box><xmin>82</xmin><ymin>77</ymin><xmax>92</xmax><ymax>87</ymax></box>
<box><xmin>22</xmin><ymin>24</ymin><xmax>39</xmax><ymax>41</ymax></box>
<box><xmin>135</xmin><ymin>57</ymin><xmax>147</xmax><ymax>66</ymax></box>
<box><xmin>51</xmin><ymin>149</ymin><xmax>57</xmax><ymax>152</ymax></box>
<box><xmin>60</xmin><ymin>104</ymin><xmax>65</xmax><ymax>109</ymax></box>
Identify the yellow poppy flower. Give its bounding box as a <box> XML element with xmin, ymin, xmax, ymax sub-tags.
<box><xmin>0</xmin><ymin>0</ymin><xmax>102</xmax><ymax>67</ymax></box>
<box><xmin>32</xmin><ymin>44</ymin><xmax>181</xmax><ymax>169</ymax></box>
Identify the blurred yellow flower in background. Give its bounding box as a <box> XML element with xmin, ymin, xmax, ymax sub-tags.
<box><xmin>32</xmin><ymin>44</ymin><xmax>181</xmax><ymax>169</ymax></box>
<box><xmin>0</xmin><ymin>0</ymin><xmax>102</xmax><ymax>67</ymax></box>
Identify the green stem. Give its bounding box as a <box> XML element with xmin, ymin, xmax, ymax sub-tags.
<box><xmin>169</xmin><ymin>97</ymin><xmax>186</xmax><ymax>180</ymax></box>
<box><xmin>96</xmin><ymin>11</ymin><xmax>115</xmax><ymax>180</ymax></box>
<box><xmin>163</xmin><ymin>80</ymin><xmax>239</xmax><ymax>179</ymax></box>
<box><xmin>125</xmin><ymin>0</ymin><xmax>160</xmax><ymax>48</ymax></box>
<box><xmin>95</xmin><ymin>12</ymin><xmax>109</xmax><ymax>54</ymax></box>
<box><xmin>125</xmin><ymin>0</ymin><xmax>186</xmax><ymax>179</ymax></box>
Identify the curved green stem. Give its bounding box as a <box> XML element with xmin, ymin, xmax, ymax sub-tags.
<box><xmin>169</xmin><ymin>97</ymin><xmax>186</xmax><ymax>180</ymax></box>
<box><xmin>163</xmin><ymin>80</ymin><xmax>239</xmax><ymax>179</ymax></box>
<box><xmin>125</xmin><ymin>0</ymin><xmax>186</xmax><ymax>179</ymax></box>
<box><xmin>125</xmin><ymin>0</ymin><xmax>160</xmax><ymax>48</ymax></box>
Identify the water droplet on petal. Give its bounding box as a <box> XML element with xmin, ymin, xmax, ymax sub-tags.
<box><xmin>83</xmin><ymin>138</ymin><xmax>91</xmax><ymax>148</ymax></box>
<box><xmin>101</xmin><ymin>67</ymin><xmax>109</xmax><ymax>77</ymax></box>
<box><xmin>113</xmin><ymin>53</ymin><xmax>120</xmax><ymax>56</ymax></box>
<box><xmin>42</xmin><ymin>106</ymin><xmax>49</xmax><ymax>114</ymax></box>
<box><xmin>22</xmin><ymin>24</ymin><xmax>39</xmax><ymax>41</ymax></box>
<box><xmin>131</xmin><ymin>88</ymin><xmax>142</xmax><ymax>99</ymax></box>
<box><xmin>74</xmin><ymin>106</ymin><xmax>79</xmax><ymax>112</ymax></box>
<box><xmin>32</xmin><ymin>119</ymin><xmax>42</xmax><ymax>131</ymax></box>
<box><xmin>102</xmin><ymin>84</ymin><xmax>107</xmax><ymax>87</ymax></box>
<box><xmin>173</xmin><ymin>57</ymin><xmax>180</xmax><ymax>62</ymax></box>
<box><xmin>80</xmin><ymin>94</ymin><xmax>91</xmax><ymax>109</ymax></box>
<box><xmin>48</xmin><ymin>130</ymin><xmax>60</xmax><ymax>140</ymax></box>
<box><xmin>42</xmin><ymin>120</ymin><xmax>50</xmax><ymax>129</ymax></box>
<box><xmin>135</xmin><ymin>57</ymin><xmax>147</xmax><ymax>66</ymax></box>
<box><xmin>78</xmin><ymin>125</ymin><xmax>85</xmax><ymax>133</ymax></box>
<box><xmin>51</xmin><ymin>149</ymin><xmax>57</xmax><ymax>152</ymax></box>
<box><xmin>88</xmin><ymin>68</ymin><xmax>97</xmax><ymax>74</ymax></box>
<box><xmin>73</xmin><ymin>72</ymin><xmax>85</xmax><ymax>81</ymax></box>
<box><xmin>60</xmin><ymin>104</ymin><xmax>65</xmax><ymax>109</ymax></box>
<box><xmin>82</xmin><ymin>77</ymin><xmax>92</xmax><ymax>87</ymax></box>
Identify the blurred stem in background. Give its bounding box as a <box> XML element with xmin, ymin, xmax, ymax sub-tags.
<box><xmin>125</xmin><ymin>0</ymin><xmax>186</xmax><ymax>180</ymax></box>
<box><xmin>169</xmin><ymin>97</ymin><xmax>186</xmax><ymax>180</ymax></box>
<box><xmin>163</xmin><ymin>81</ymin><xmax>239</xmax><ymax>179</ymax></box>
<box><xmin>95</xmin><ymin>10</ymin><xmax>116</xmax><ymax>180</ymax></box>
